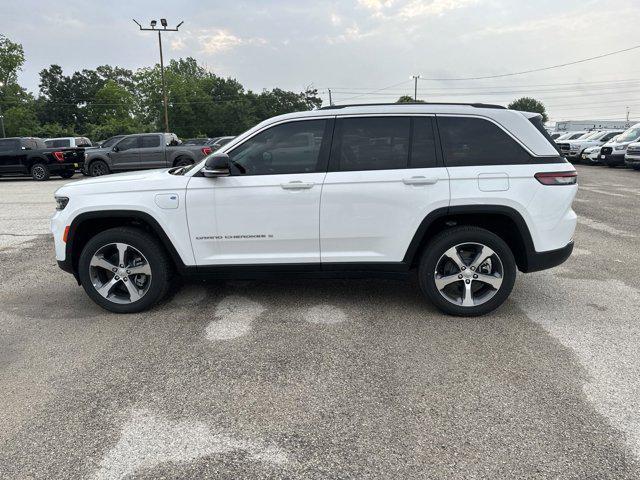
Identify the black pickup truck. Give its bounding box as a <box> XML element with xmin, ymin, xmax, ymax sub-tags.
<box><xmin>0</xmin><ymin>137</ymin><xmax>85</xmax><ymax>181</ymax></box>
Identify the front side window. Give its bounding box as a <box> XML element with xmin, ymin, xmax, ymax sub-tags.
<box><xmin>141</xmin><ymin>135</ymin><xmax>161</xmax><ymax>148</ymax></box>
<box><xmin>228</xmin><ymin>120</ymin><xmax>326</xmax><ymax>175</ymax></box>
<box><xmin>336</xmin><ymin>117</ymin><xmax>410</xmax><ymax>171</ymax></box>
<box><xmin>438</xmin><ymin>116</ymin><xmax>531</xmax><ymax>167</ymax></box>
<box><xmin>116</xmin><ymin>136</ymin><xmax>139</xmax><ymax>151</ymax></box>
<box><xmin>601</xmin><ymin>132</ymin><xmax>620</xmax><ymax>142</ymax></box>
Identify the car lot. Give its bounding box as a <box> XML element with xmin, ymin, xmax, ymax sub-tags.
<box><xmin>1</xmin><ymin>165</ymin><xmax>639</xmax><ymax>478</ymax></box>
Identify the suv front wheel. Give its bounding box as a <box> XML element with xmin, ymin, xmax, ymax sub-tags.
<box><xmin>419</xmin><ymin>226</ymin><xmax>516</xmax><ymax>316</ymax></box>
<box><xmin>78</xmin><ymin>227</ymin><xmax>172</xmax><ymax>313</ymax></box>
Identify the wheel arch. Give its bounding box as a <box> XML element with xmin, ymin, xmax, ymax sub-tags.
<box><xmin>65</xmin><ymin>210</ymin><xmax>187</xmax><ymax>280</ymax></box>
<box><xmin>403</xmin><ymin>205</ymin><xmax>536</xmax><ymax>273</ymax></box>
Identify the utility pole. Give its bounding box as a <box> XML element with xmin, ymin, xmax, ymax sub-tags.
<box><xmin>410</xmin><ymin>74</ymin><xmax>421</xmax><ymax>101</ymax></box>
<box><xmin>328</xmin><ymin>89</ymin><xmax>333</xmax><ymax>106</ymax></box>
<box><xmin>627</xmin><ymin>106</ymin><xmax>630</xmax><ymax>122</ymax></box>
<box><xmin>133</xmin><ymin>18</ymin><xmax>184</xmax><ymax>133</ymax></box>
<box><xmin>0</xmin><ymin>81</ymin><xmax>5</xmax><ymax>138</ymax></box>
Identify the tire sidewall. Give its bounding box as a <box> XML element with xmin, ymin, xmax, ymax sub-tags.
<box><xmin>89</xmin><ymin>160</ymin><xmax>109</xmax><ymax>177</ymax></box>
<box><xmin>78</xmin><ymin>228</ymin><xmax>170</xmax><ymax>313</ymax></box>
<box><xmin>419</xmin><ymin>228</ymin><xmax>517</xmax><ymax>316</ymax></box>
<box><xmin>31</xmin><ymin>163</ymin><xmax>49</xmax><ymax>181</ymax></box>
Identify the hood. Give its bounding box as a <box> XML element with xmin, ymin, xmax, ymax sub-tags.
<box><xmin>55</xmin><ymin>168</ymin><xmax>183</xmax><ymax>197</ymax></box>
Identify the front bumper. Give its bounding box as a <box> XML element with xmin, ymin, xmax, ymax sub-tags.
<box><xmin>524</xmin><ymin>241</ymin><xmax>574</xmax><ymax>273</ymax></box>
<box><xmin>624</xmin><ymin>155</ymin><xmax>640</xmax><ymax>168</ymax></box>
<box><xmin>601</xmin><ymin>153</ymin><xmax>626</xmax><ymax>166</ymax></box>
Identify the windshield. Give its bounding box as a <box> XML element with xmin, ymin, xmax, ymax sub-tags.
<box><xmin>615</xmin><ymin>126</ymin><xmax>640</xmax><ymax>143</ymax></box>
<box><xmin>583</xmin><ymin>131</ymin><xmax>603</xmax><ymax>140</ymax></box>
<box><xmin>102</xmin><ymin>136</ymin><xmax>123</xmax><ymax>148</ymax></box>
<box><xmin>576</xmin><ymin>132</ymin><xmax>592</xmax><ymax>140</ymax></box>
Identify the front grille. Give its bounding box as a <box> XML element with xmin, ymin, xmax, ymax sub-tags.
<box><xmin>627</xmin><ymin>146</ymin><xmax>640</xmax><ymax>154</ymax></box>
<box><xmin>601</xmin><ymin>147</ymin><xmax>613</xmax><ymax>155</ymax></box>
<box><xmin>558</xmin><ymin>143</ymin><xmax>570</xmax><ymax>152</ymax></box>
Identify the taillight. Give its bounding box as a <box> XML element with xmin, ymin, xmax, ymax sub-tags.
<box><xmin>53</xmin><ymin>151</ymin><xmax>65</xmax><ymax>162</ymax></box>
<box><xmin>201</xmin><ymin>146</ymin><xmax>212</xmax><ymax>155</ymax></box>
<box><xmin>535</xmin><ymin>171</ymin><xmax>577</xmax><ymax>185</ymax></box>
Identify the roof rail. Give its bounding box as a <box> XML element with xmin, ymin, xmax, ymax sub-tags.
<box><xmin>319</xmin><ymin>102</ymin><xmax>506</xmax><ymax>110</ymax></box>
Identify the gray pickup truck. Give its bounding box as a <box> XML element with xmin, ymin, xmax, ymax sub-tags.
<box><xmin>84</xmin><ymin>133</ymin><xmax>212</xmax><ymax>176</ymax></box>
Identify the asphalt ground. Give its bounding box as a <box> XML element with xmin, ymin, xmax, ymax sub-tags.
<box><xmin>0</xmin><ymin>164</ymin><xmax>639</xmax><ymax>479</ymax></box>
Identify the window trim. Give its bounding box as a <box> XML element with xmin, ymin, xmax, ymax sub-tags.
<box><xmin>223</xmin><ymin>117</ymin><xmax>335</xmax><ymax>177</ymax></box>
<box><xmin>328</xmin><ymin>114</ymin><xmax>442</xmax><ymax>173</ymax></box>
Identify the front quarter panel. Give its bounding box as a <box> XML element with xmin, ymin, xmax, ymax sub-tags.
<box><xmin>51</xmin><ymin>171</ymin><xmax>195</xmax><ymax>266</ymax></box>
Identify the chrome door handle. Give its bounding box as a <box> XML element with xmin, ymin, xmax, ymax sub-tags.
<box><xmin>280</xmin><ymin>181</ymin><xmax>315</xmax><ymax>190</ymax></box>
<box><xmin>402</xmin><ymin>176</ymin><xmax>438</xmax><ymax>185</ymax></box>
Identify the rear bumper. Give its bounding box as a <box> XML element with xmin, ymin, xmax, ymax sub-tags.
<box><xmin>49</xmin><ymin>162</ymin><xmax>83</xmax><ymax>172</ymax></box>
<box><xmin>523</xmin><ymin>241</ymin><xmax>574</xmax><ymax>273</ymax></box>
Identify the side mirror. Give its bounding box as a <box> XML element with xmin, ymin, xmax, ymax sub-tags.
<box><xmin>112</xmin><ymin>146</ymin><xmax>119</xmax><ymax>152</ymax></box>
<box><xmin>202</xmin><ymin>152</ymin><xmax>231</xmax><ymax>177</ymax></box>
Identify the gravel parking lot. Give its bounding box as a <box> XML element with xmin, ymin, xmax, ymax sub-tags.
<box><xmin>1</xmin><ymin>165</ymin><xmax>639</xmax><ymax>479</ymax></box>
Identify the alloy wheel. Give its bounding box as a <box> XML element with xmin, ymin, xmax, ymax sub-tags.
<box><xmin>434</xmin><ymin>242</ymin><xmax>504</xmax><ymax>307</ymax></box>
<box><xmin>89</xmin><ymin>242</ymin><xmax>152</xmax><ymax>304</ymax></box>
<box><xmin>32</xmin><ymin>166</ymin><xmax>46</xmax><ymax>180</ymax></box>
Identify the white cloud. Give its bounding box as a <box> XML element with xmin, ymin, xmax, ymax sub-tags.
<box><xmin>326</xmin><ymin>24</ymin><xmax>375</xmax><ymax>44</ymax></box>
<box><xmin>357</xmin><ymin>0</ymin><xmax>396</xmax><ymax>11</ymax></box>
<box><xmin>170</xmin><ymin>37</ymin><xmax>186</xmax><ymax>51</ymax></box>
<box><xmin>198</xmin><ymin>29</ymin><xmax>266</xmax><ymax>54</ymax></box>
<box><xmin>330</xmin><ymin>12</ymin><xmax>342</xmax><ymax>26</ymax></box>
<box><xmin>399</xmin><ymin>0</ymin><xmax>481</xmax><ymax>18</ymax></box>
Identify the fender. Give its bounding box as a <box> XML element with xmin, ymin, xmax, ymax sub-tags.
<box><xmin>64</xmin><ymin>210</ymin><xmax>188</xmax><ymax>277</ymax></box>
<box><xmin>402</xmin><ymin>205</ymin><xmax>540</xmax><ymax>272</ymax></box>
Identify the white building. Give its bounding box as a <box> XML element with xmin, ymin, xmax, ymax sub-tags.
<box><xmin>554</xmin><ymin>120</ymin><xmax>636</xmax><ymax>132</ymax></box>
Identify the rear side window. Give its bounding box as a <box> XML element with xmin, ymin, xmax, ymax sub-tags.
<box><xmin>48</xmin><ymin>139</ymin><xmax>71</xmax><ymax>148</ymax></box>
<box><xmin>411</xmin><ymin>117</ymin><xmax>438</xmax><ymax>168</ymax></box>
<box><xmin>336</xmin><ymin>117</ymin><xmax>410</xmax><ymax>171</ymax></box>
<box><xmin>141</xmin><ymin>135</ymin><xmax>161</xmax><ymax>148</ymax></box>
<box><xmin>438</xmin><ymin>116</ymin><xmax>531</xmax><ymax>167</ymax></box>
<box><xmin>0</xmin><ymin>139</ymin><xmax>19</xmax><ymax>152</ymax></box>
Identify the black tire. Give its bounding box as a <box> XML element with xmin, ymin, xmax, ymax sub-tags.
<box><xmin>31</xmin><ymin>163</ymin><xmax>50</xmax><ymax>181</ymax></box>
<box><xmin>78</xmin><ymin>227</ymin><xmax>172</xmax><ymax>313</ymax></box>
<box><xmin>59</xmin><ymin>169</ymin><xmax>75</xmax><ymax>179</ymax></box>
<box><xmin>89</xmin><ymin>160</ymin><xmax>110</xmax><ymax>177</ymax></box>
<box><xmin>174</xmin><ymin>157</ymin><xmax>193</xmax><ymax>167</ymax></box>
<box><xmin>418</xmin><ymin>226</ymin><xmax>517</xmax><ymax>317</ymax></box>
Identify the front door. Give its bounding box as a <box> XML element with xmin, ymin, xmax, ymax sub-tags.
<box><xmin>186</xmin><ymin>118</ymin><xmax>332</xmax><ymax>266</ymax></box>
<box><xmin>109</xmin><ymin>136</ymin><xmax>140</xmax><ymax>170</ymax></box>
<box><xmin>0</xmin><ymin>138</ymin><xmax>26</xmax><ymax>173</ymax></box>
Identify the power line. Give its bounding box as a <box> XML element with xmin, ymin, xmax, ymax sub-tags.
<box><xmin>417</xmin><ymin>43</ymin><xmax>640</xmax><ymax>81</ymax></box>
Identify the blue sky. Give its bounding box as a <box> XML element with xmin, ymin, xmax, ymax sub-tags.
<box><xmin>3</xmin><ymin>0</ymin><xmax>640</xmax><ymax>122</ymax></box>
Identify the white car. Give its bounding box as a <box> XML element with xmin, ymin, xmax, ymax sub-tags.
<box><xmin>581</xmin><ymin>145</ymin><xmax>603</xmax><ymax>164</ymax></box>
<box><xmin>557</xmin><ymin>130</ymin><xmax>623</xmax><ymax>162</ymax></box>
<box><xmin>600</xmin><ymin>123</ymin><xmax>640</xmax><ymax>167</ymax></box>
<box><xmin>44</xmin><ymin>136</ymin><xmax>93</xmax><ymax>148</ymax></box>
<box><xmin>51</xmin><ymin>103</ymin><xmax>577</xmax><ymax>316</ymax></box>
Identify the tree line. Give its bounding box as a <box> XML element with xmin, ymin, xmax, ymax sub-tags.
<box><xmin>0</xmin><ymin>34</ymin><xmax>322</xmax><ymax>141</ymax></box>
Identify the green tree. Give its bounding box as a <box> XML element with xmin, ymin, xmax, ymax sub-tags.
<box><xmin>396</xmin><ymin>95</ymin><xmax>425</xmax><ymax>103</ymax></box>
<box><xmin>3</xmin><ymin>104</ymin><xmax>39</xmax><ymax>136</ymax></box>
<box><xmin>0</xmin><ymin>34</ymin><xmax>25</xmax><ymax>86</ymax></box>
<box><xmin>508</xmin><ymin>97</ymin><xmax>548</xmax><ymax>122</ymax></box>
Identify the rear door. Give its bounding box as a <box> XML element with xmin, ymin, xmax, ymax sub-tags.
<box><xmin>320</xmin><ymin>115</ymin><xmax>450</xmax><ymax>264</ymax></box>
<box><xmin>0</xmin><ymin>139</ymin><xmax>25</xmax><ymax>173</ymax></box>
<box><xmin>109</xmin><ymin>136</ymin><xmax>141</xmax><ymax>170</ymax></box>
<box><xmin>139</xmin><ymin>134</ymin><xmax>166</xmax><ymax>169</ymax></box>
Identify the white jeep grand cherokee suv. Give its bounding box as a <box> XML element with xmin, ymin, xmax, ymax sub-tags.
<box><xmin>51</xmin><ymin>103</ymin><xmax>577</xmax><ymax>316</ymax></box>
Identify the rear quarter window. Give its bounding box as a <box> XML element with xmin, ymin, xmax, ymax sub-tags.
<box><xmin>437</xmin><ymin>116</ymin><xmax>531</xmax><ymax>167</ymax></box>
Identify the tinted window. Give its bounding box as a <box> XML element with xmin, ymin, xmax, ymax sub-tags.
<box><xmin>438</xmin><ymin>116</ymin><xmax>531</xmax><ymax>167</ymax></box>
<box><xmin>601</xmin><ymin>132</ymin><xmax>620</xmax><ymax>142</ymax></box>
<box><xmin>0</xmin><ymin>139</ymin><xmax>19</xmax><ymax>152</ymax></box>
<box><xmin>116</xmin><ymin>136</ymin><xmax>139</xmax><ymax>151</ymax></box>
<box><xmin>411</xmin><ymin>117</ymin><xmax>438</xmax><ymax>168</ymax></box>
<box><xmin>47</xmin><ymin>139</ymin><xmax>70</xmax><ymax>148</ymax></box>
<box><xmin>228</xmin><ymin>120</ymin><xmax>326</xmax><ymax>175</ymax></box>
<box><xmin>102</xmin><ymin>136</ymin><xmax>123</xmax><ymax>148</ymax></box>
<box><xmin>141</xmin><ymin>135</ymin><xmax>161</xmax><ymax>148</ymax></box>
<box><xmin>336</xmin><ymin>117</ymin><xmax>410</xmax><ymax>171</ymax></box>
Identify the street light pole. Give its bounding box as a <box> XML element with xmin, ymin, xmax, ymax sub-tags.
<box><xmin>0</xmin><ymin>81</ymin><xmax>5</xmax><ymax>138</ymax></box>
<box><xmin>410</xmin><ymin>74</ymin><xmax>421</xmax><ymax>101</ymax></box>
<box><xmin>133</xmin><ymin>19</ymin><xmax>184</xmax><ymax>133</ymax></box>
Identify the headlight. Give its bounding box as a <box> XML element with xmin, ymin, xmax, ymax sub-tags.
<box><xmin>615</xmin><ymin>145</ymin><xmax>627</xmax><ymax>151</ymax></box>
<box><xmin>55</xmin><ymin>196</ymin><xmax>69</xmax><ymax>211</ymax></box>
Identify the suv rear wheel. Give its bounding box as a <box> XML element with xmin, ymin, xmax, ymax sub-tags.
<box><xmin>31</xmin><ymin>163</ymin><xmax>50</xmax><ymax>181</ymax></box>
<box><xmin>418</xmin><ymin>226</ymin><xmax>516</xmax><ymax>316</ymax></box>
<box><xmin>78</xmin><ymin>227</ymin><xmax>172</xmax><ymax>313</ymax></box>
